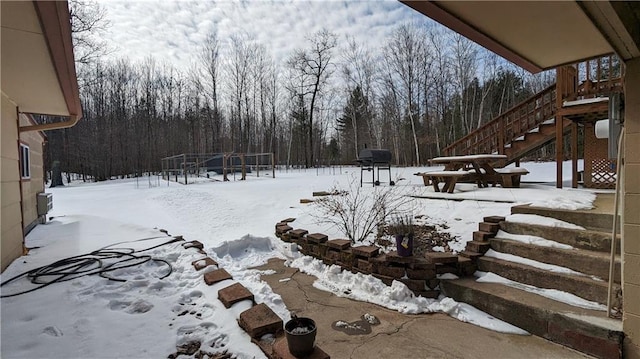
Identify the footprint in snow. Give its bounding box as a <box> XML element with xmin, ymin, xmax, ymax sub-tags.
<box><xmin>42</xmin><ymin>326</ymin><xmax>64</xmax><ymax>337</ymax></box>
<box><xmin>108</xmin><ymin>299</ymin><xmax>154</xmax><ymax>314</ymax></box>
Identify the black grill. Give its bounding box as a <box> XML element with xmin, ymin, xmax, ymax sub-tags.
<box><xmin>356</xmin><ymin>149</ymin><xmax>394</xmax><ymax>186</ymax></box>
<box><xmin>356</xmin><ymin>149</ymin><xmax>392</xmax><ymax>166</ymax></box>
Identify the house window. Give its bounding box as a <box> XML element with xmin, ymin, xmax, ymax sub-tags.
<box><xmin>19</xmin><ymin>143</ymin><xmax>30</xmax><ymax>179</ymax></box>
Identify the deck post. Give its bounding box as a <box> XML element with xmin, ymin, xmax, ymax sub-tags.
<box><xmin>571</xmin><ymin>121</ymin><xmax>578</xmax><ymax>188</ymax></box>
<box><xmin>555</xmin><ymin>68</ymin><xmax>565</xmax><ymax>188</ymax></box>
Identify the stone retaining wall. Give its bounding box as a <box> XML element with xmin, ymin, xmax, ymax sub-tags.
<box><xmin>274</xmin><ymin>220</ymin><xmax>484</xmax><ymax>299</ymax></box>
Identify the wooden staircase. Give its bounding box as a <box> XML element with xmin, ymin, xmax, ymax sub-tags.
<box><xmin>443</xmin><ymin>55</ymin><xmax>624</xmax><ymax>165</ymax></box>
<box><xmin>442</xmin><ymin>83</ymin><xmax>559</xmax><ymax>165</ymax></box>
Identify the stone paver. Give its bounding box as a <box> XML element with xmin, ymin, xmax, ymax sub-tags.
<box><xmin>192</xmin><ymin>257</ymin><xmax>218</xmax><ymax>271</ymax></box>
<box><xmin>182</xmin><ymin>240</ymin><xmax>204</xmax><ymax>250</ymax></box>
<box><xmin>218</xmin><ymin>283</ymin><xmax>254</xmax><ymax>308</ymax></box>
<box><xmin>238</xmin><ymin>303</ymin><xmax>283</xmax><ymax>338</ymax></box>
<box><xmin>204</xmin><ymin>268</ymin><xmax>232</xmax><ymax>286</ymax></box>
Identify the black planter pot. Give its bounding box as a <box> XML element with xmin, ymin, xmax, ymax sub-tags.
<box><xmin>395</xmin><ymin>234</ymin><xmax>414</xmax><ymax>257</ymax></box>
<box><xmin>285</xmin><ymin>316</ymin><xmax>317</xmax><ymax>357</ymax></box>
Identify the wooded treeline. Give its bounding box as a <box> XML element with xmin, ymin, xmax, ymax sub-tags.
<box><xmin>44</xmin><ymin>13</ymin><xmax>556</xmax><ymax>181</ymax></box>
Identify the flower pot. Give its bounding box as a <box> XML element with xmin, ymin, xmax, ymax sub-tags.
<box><xmin>285</xmin><ymin>316</ymin><xmax>317</xmax><ymax>357</ymax></box>
<box><xmin>395</xmin><ymin>234</ymin><xmax>413</xmax><ymax>257</ymax></box>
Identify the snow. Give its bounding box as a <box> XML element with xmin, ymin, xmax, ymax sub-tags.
<box><xmin>494</xmin><ymin>167</ymin><xmax>529</xmax><ymax>174</ymax></box>
<box><xmin>475</xmin><ymin>272</ymin><xmax>606</xmax><ymax>311</ymax></box>
<box><xmin>495</xmin><ymin>230</ymin><xmax>574</xmax><ymax>250</ymax></box>
<box><xmin>563</xmin><ymin>97</ymin><xmax>609</xmax><ymax>107</ymax></box>
<box><xmin>506</xmin><ymin>213</ymin><xmax>586</xmax><ymax>229</ymax></box>
<box><xmin>1</xmin><ymin>161</ymin><xmax>600</xmax><ymax>357</ymax></box>
<box><xmin>484</xmin><ymin>249</ymin><xmax>597</xmax><ymax>279</ymax></box>
<box><xmin>430</xmin><ymin>154</ymin><xmax>507</xmax><ymax>163</ymax></box>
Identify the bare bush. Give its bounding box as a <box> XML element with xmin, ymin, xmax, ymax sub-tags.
<box><xmin>311</xmin><ymin>176</ymin><xmax>414</xmax><ymax>243</ymax></box>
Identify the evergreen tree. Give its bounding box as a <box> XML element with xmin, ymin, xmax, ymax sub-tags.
<box><xmin>336</xmin><ymin>86</ymin><xmax>372</xmax><ymax>162</ymax></box>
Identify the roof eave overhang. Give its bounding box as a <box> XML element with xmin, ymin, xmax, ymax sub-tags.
<box><xmin>401</xmin><ymin>1</ymin><xmax>543</xmax><ymax>73</ymax></box>
<box><xmin>400</xmin><ymin>1</ymin><xmax>640</xmax><ymax>72</ymax></box>
<box><xmin>20</xmin><ymin>1</ymin><xmax>82</xmax><ymax>132</ymax></box>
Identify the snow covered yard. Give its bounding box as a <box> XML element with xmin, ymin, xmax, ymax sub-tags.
<box><xmin>1</xmin><ymin>161</ymin><xmax>605</xmax><ymax>358</ymax></box>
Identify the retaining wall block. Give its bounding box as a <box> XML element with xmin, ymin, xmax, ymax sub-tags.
<box><xmin>351</xmin><ymin>245</ymin><xmax>379</xmax><ymax>258</ymax></box>
<box><xmin>483</xmin><ymin>216</ymin><xmax>505</xmax><ymax>223</ymax></box>
<box><xmin>426</xmin><ymin>278</ymin><xmax>440</xmax><ymax>290</ymax></box>
<box><xmin>289</xmin><ymin>229</ymin><xmax>309</xmax><ymax>239</ymax></box>
<box><xmin>376</xmin><ymin>264</ymin><xmax>405</xmax><ymax>278</ymax></box>
<box><xmin>478</xmin><ymin>222</ymin><xmax>500</xmax><ymax>233</ymax></box>
<box><xmin>327</xmin><ymin>239</ymin><xmax>351</xmax><ymax>250</ymax></box>
<box><xmin>473</xmin><ymin>231</ymin><xmax>494</xmax><ymax>241</ymax></box>
<box><xmin>398</xmin><ymin>278</ymin><xmax>426</xmax><ymax>291</ymax></box>
<box><xmin>357</xmin><ymin>259</ymin><xmax>374</xmax><ymax>274</ymax></box>
<box><xmin>372</xmin><ymin>273</ymin><xmax>394</xmax><ymax>286</ymax></box>
<box><xmin>307</xmin><ymin>233</ymin><xmax>328</xmax><ymax>244</ymax></box>
<box><xmin>436</xmin><ymin>263</ymin><xmax>459</xmax><ymax>275</ymax></box>
<box><xmin>409</xmin><ymin>257</ymin><xmax>436</xmax><ymax>270</ymax></box>
<box><xmin>415</xmin><ymin>290</ymin><xmax>440</xmax><ymax>299</ymax></box>
<box><xmin>406</xmin><ymin>268</ymin><xmax>436</xmax><ymax>280</ymax></box>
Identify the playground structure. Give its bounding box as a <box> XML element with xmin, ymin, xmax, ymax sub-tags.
<box><xmin>443</xmin><ymin>54</ymin><xmax>624</xmax><ymax>189</ymax></box>
<box><xmin>161</xmin><ymin>152</ymin><xmax>275</xmax><ymax>185</ymax></box>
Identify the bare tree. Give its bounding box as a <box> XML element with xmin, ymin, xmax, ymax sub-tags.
<box><xmin>198</xmin><ymin>31</ymin><xmax>223</xmax><ymax>151</ymax></box>
<box><xmin>69</xmin><ymin>0</ymin><xmax>111</xmax><ymax>69</ymax></box>
<box><xmin>288</xmin><ymin>29</ymin><xmax>337</xmax><ymax>167</ymax></box>
<box><xmin>383</xmin><ymin>23</ymin><xmax>430</xmax><ymax>165</ymax></box>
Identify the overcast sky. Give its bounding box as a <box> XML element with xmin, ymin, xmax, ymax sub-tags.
<box><xmin>98</xmin><ymin>0</ymin><xmax>434</xmax><ymax>68</ymax></box>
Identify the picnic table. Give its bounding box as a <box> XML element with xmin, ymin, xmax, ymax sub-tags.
<box><xmin>415</xmin><ymin>154</ymin><xmax>529</xmax><ymax>193</ymax></box>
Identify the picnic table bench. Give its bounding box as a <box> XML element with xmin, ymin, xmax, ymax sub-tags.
<box><xmin>415</xmin><ymin>154</ymin><xmax>528</xmax><ymax>192</ymax></box>
<box><xmin>415</xmin><ymin>170</ymin><xmax>474</xmax><ymax>193</ymax></box>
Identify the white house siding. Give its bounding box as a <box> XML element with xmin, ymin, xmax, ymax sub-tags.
<box><xmin>1</xmin><ymin>93</ymin><xmax>23</xmax><ymax>271</ymax></box>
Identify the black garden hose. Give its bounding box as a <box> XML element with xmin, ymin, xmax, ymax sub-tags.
<box><xmin>1</xmin><ymin>236</ymin><xmax>183</xmax><ymax>298</ymax></box>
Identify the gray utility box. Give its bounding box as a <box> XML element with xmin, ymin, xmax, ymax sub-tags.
<box><xmin>37</xmin><ymin>192</ymin><xmax>53</xmax><ymax>216</ymax></box>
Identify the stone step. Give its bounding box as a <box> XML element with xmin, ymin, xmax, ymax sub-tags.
<box><xmin>440</xmin><ymin>278</ymin><xmax>622</xmax><ymax>359</ymax></box>
<box><xmin>500</xmin><ymin>221</ymin><xmax>620</xmax><ymax>254</ymax></box>
<box><xmin>511</xmin><ymin>203</ymin><xmax>617</xmax><ymax>232</ymax></box>
<box><xmin>477</xmin><ymin>256</ymin><xmax>619</xmax><ymax>304</ymax></box>
<box><xmin>490</xmin><ymin>237</ymin><xmax>621</xmax><ymax>283</ymax></box>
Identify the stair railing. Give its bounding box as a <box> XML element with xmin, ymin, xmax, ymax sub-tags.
<box><xmin>443</xmin><ymin>54</ymin><xmax>624</xmax><ymax>159</ymax></box>
<box><xmin>443</xmin><ymin>84</ymin><xmax>556</xmax><ymax>157</ymax></box>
